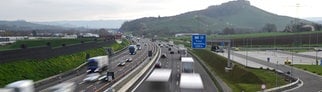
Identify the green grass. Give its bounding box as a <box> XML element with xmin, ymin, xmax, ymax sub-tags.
<box><xmin>191</xmin><ymin>49</ymin><xmax>287</xmax><ymax>92</ymax></box>
<box><xmin>0</xmin><ymin>39</ymin><xmax>129</xmax><ymax>87</ymax></box>
<box><xmin>209</xmin><ymin>31</ymin><xmax>322</xmax><ymax>39</ymax></box>
<box><xmin>293</xmin><ymin>64</ymin><xmax>322</xmax><ymax>75</ymax></box>
<box><xmin>171</xmin><ymin>31</ymin><xmax>322</xmax><ymax>41</ymax></box>
<box><xmin>0</xmin><ymin>38</ymin><xmax>97</xmax><ymax>51</ymax></box>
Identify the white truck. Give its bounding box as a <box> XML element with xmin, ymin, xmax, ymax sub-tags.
<box><xmin>5</xmin><ymin>80</ymin><xmax>34</xmax><ymax>92</ymax></box>
<box><xmin>42</xmin><ymin>82</ymin><xmax>76</xmax><ymax>92</ymax></box>
<box><xmin>178</xmin><ymin>47</ymin><xmax>187</xmax><ymax>60</ymax></box>
<box><xmin>87</xmin><ymin>56</ymin><xmax>109</xmax><ymax>73</ymax></box>
<box><xmin>180</xmin><ymin>73</ymin><xmax>204</xmax><ymax>92</ymax></box>
<box><xmin>136</xmin><ymin>43</ymin><xmax>142</xmax><ymax>50</ymax></box>
<box><xmin>181</xmin><ymin>57</ymin><xmax>194</xmax><ymax>73</ymax></box>
<box><xmin>168</xmin><ymin>41</ymin><xmax>174</xmax><ymax>47</ymax></box>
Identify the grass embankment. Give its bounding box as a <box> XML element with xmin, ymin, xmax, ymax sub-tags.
<box><xmin>191</xmin><ymin>49</ymin><xmax>287</xmax><ymax>92</ymax></box>
<box><xmin>293</xmin><ymin>64</ymin><xmax>322</xmax><ymax>75</ymax></box>
<box><xmin>0</xmin><ymin>38</ymin><xmax>97</xmax><ymax>51</ymax></box>
<box><xmin>209</xmin><ymin>31</ymin><xmax>322</xmax><ymax>39</ymax></box>
<box><xmin>0</xmin><ymin>39</ymin><xmax>129</xmax><ymax>87</ymax></box>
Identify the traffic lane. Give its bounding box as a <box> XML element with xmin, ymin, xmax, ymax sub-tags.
<box><xmin>135</xmin><ymin>46</ymin><xmax>181</xmax><ymax>92</ymax></box>
<box><xmin>74</xmin><ymin>42</ymin><xmax>153</xmax><ymax>92</ymax></box>
<box><xmin>37</xmin><ymin>44</ymin><xmax>132</xmax><ymax>91</ymax></box>
<box><xmin>187</xmin><ymin>54</ymin><xmax>218</xmax><ymax>92</ymax></box>
<box><xmin>169</xmin><ymin>48</ymin><xmax>181</xmax><ymax>92</ymax></box>
<box><xmin>88</xmin><ymin>41</ymin><xmax>156</xmax><ymax>92</ymax></box>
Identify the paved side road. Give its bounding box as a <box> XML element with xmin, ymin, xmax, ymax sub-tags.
<box><xmin>231</xmin><ymin>51</ymin><xmax>322</xmax><ymax>92</ymax></box>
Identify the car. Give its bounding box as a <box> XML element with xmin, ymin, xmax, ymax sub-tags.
<box><xmin>170</xmin><ymin>51</ymin><xmax>174</xmax><ymax>54</ymax></box>
<box><xmin>161</xmin><ymin>53</ymin><xmax>167</xmax><ymax>58</ymax></box>
<box><xmin>155</xmin><ymin>61</ymin><xmax>162</xmax><ymax>68</ymax></box>
<box><xmin>126</xmin><ymin>58</ymin><xmax>132</xmax><ymax>62</ymax></box>
<box><xmin>83</xmin><ymin>73</ymin><xmax>100</xmax><ymax>82</ymax></box>
<box><xmin>118</xmin><ymin>61</ymin><xmax>126</xmax><ymax>66</ymax></box>
<box><xmin>168</xmin><ymin>48</ymin><xmax>171</xmax><ymax>51</ymax></box>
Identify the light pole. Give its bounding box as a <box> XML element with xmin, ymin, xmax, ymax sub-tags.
<box><xmin>316</xmin><ymin>49</ymin><xmax>318</xmax><ymax>65</ymax></box>
<box><xmin>275</xmin><ymin>61</ymin><xmax>278</xmax><ymax>87</ymax></box>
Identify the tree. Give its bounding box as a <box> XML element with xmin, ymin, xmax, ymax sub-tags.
<box><xmin>222</xmin><ymin>27</ymin><xmax>235</xmax><ymax>35</ymax></box>
<box><xmin>262</xmin><ymin>23</ymin><xmax>277</xmax><ymax>32</ymax></box>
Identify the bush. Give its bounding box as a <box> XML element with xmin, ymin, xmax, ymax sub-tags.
<box><xmin>0</xmin><ymin>39</ymin><xmax>130</xmax><ymax>87</ymax></box>
<box><xmin>20</xmin><ymin>44</ymin><xmax>27</xmax><ymax>49</ymax></box>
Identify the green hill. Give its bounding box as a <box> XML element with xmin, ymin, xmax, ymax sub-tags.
<box><xmin>120</xmin><ymin>0</ymin><xmax>314</xmax><ymax>36</ymax></box>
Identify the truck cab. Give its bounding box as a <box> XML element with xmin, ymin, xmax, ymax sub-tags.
<box><xmin>129</xmin><ymin>45</ymin><xmax>137</xmax><ymax>55</ymax></box>
<box><xmin>87</xmin><ymin>56</ymin><xmax>109</xmax><ymax>73</ymax></box>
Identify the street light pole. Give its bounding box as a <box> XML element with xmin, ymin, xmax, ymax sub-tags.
<box><xmin>275</xmin><ymin>61</ymin><xmax>278</xmax><ymax>87</ymax></box>
<box><xmin>316</xmin><ymin>50</ymin><xmax>318</xmax><ymax>65</ymax></box>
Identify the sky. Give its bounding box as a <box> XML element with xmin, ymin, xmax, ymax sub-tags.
<box><xmin>0</xmin><ymin>0</ymin><xmax>321</xmax><ymax>22</ymax></box>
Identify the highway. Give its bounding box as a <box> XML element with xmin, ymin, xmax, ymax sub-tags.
<box><xmin>134</xmin><ymin>42</ymin><xmax>218</xmax><ymax>92</ymax></box>
<box><xmin>37</xmin><ymin>38</ymin><xmax>158</xmax><ymax>92</ymax></box>
<box><xmin>231</xmin><ymin>51</ymin><xmax>322</xmax><ymax>92</ymax></box>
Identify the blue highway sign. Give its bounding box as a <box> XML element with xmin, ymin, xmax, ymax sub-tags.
<box><xmin>192</xmin><ymin>34</ymin><xmax>206</xmax><ymax>49</ymax></box>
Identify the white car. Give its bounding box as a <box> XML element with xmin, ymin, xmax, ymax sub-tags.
<box><xmin>83</xmin><ymin>73</ymin><xmax>100</xmax><ymax>82</ymax></box>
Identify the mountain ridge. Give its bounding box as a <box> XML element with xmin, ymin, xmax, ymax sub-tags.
<box><xmin>120</xmin><ymin>0</ymin><xmax>314</xmax><ymax>36</ymax></box>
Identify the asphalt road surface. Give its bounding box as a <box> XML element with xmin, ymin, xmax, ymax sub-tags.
<box><xmin>38</xmin><ymin>38</ymin><xmax>158</xmax><ymax>92</ymax></box>
<box><xmin>135</xmin><ymin>42</ymin><xmax>218</xmax><ymax>92</ymax></box>
<box><xmin>232</xmin><ymin>51</ymin><xmax>322</xmax><ymax>92</ymax></box>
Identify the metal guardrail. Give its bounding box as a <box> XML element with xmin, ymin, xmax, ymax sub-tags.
<box><xmin>34</xmin><ymin>42</ymin><xmax>130</xmax><ymax>91</ymax></box>
<box><xmin>187</xmin><ymin>49</ymin><xmax>228</xmax><ymax>92</ymax></box>
<box><xmin>262</xmin><ymin>78</ymin><xmax>303</xmax><ymax>92</ymax></box>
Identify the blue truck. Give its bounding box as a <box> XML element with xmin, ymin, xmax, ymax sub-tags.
<box><xmin>87</xmin><ymin>56</ymin><xmax>109</xmax><ymax>73</ymax></box>
<box><xmin>129</xmin><ymin>45</ymin><xmax>137</xmax><ymax>55</ymax></box>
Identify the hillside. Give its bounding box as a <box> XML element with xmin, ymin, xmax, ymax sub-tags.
<box><xmin>0</xmin><ymin>20</ymin><xmax>69</xmax><ymax>32</ymax></box>
<box><xmin>120</xmin><ymin>0</ymin><xmax>313</xmax><ymax>36</ymax></box>
<box><xmin>37</xmin><ymin>20</ymin><xmax>126</xmax><ymax>29</ymax></box>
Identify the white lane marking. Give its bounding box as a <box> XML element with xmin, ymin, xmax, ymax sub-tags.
<box><xmin>86</xmin><ymin>85</ymin><xmax>93</xmax><ymax>89</ymax></box>
<box><xmin>176</xmin><ymin>81</ymin><xmax>179</xmax><ymax>85</ymax></box>
<box><xmin>78</xmin><ymin>81</ymin><xmax>84</xmax><ymax>85</ymax></box>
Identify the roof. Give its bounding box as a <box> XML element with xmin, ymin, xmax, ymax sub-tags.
<box><xmin>180</xmin><ymin>73</ymin><xmax>204</xmax><ymax>89</ymax></box>
<box><xmin>181</xmin><ymin>57</ymin><xmax>194</xmax><ymax>62</ymax></box>
<box><xmin>6</xmin><ymin>80</ymin><xmax>33</xmax><ymax>88</ymax></box>
<box><xmin>146</xmin><ymin>69</ymin><xmax>172</xmax><ymax>82</ymax></box>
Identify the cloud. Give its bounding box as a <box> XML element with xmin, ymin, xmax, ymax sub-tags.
<box><xmin>0</xmin><ymin>0</ymin><xmax>321</xmax><ymax>21</ymax></box>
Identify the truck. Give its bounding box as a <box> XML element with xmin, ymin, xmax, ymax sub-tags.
<box><xmin>5</xmin><ymin>80</ymin><xmax>34</xmax><ymax>92</ymax></box>
<box><xmin>211</xmin><ymin>45</ymin><xmax>224</xmax><ymax>53</ymax></box>
<box><xmin>178</xmin><ymin>47</ymin><xmax>187</xmax><ymax>60</ymax></box>
<box><xmin>136</xmin><ymin>43</ymin><xmax>142</xmax><ymax>50</ymax></box>
<box><xmin>180</xmin><ymin>73</ymin><xmax>204</xmax><ymax>92</ymax></box>
<box><xmin>168</xmin><ymin>41</ymin><xmax>174</xmax><ymax>47</ymax></box>
<box><xmin>181</xmin><ymin>57</ymin><xmax>194</xmax><ymax>73</ymax></box>
<box><xmin>43</xmin><ymin>82</ymin><xmax>76</xmax><ymax>92</ymax></box>
<box><xmin>87</xmin><ymin>56</ymin><xmax>109</xmax><ymax>73</ymax></box>
<box><xmin>129</xmin><ymin>45</ymin><xmax>137</xmax><ymax>55</ymax></box>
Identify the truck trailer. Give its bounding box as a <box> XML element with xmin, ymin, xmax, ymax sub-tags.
<box><xmin>178</xmin><ymin>47</ymin><xmax>187</xmax><ymax>60</ymax></box>
<box><xmin>87</xmin><ymin>56</ymin><xmax>109</xmax><ymax>73</ymax></box>
<box><xmin>180</xmin><ymin>73</ymin><xmax>204</xmax><ymax>92</ymax></box>
<box><xmin>181</xmin><ymin>57</ymin><xmax>194</xmax><ymax>73</ymax></box>
<box><xmin>5</xmin><ymin>80</ymin><xmax>34</xmax><ymax>92</ymax></box>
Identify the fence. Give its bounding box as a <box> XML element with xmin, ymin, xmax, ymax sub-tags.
<box><xmin>0</xmin><ymin>41</ymin><xmax>113</xmax><ymax>63</ymax></box>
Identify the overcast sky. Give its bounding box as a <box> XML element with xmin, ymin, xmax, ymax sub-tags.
<box><xmin>0</xmin><ymin>0</ymin><xmax>321</xmax><ymax>21</ymax></box>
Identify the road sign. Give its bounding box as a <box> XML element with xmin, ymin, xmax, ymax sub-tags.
<box><xmin>192</xmin><ymin>35</ymin><xmax>206</xmax><ymax>49</ymax></box>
